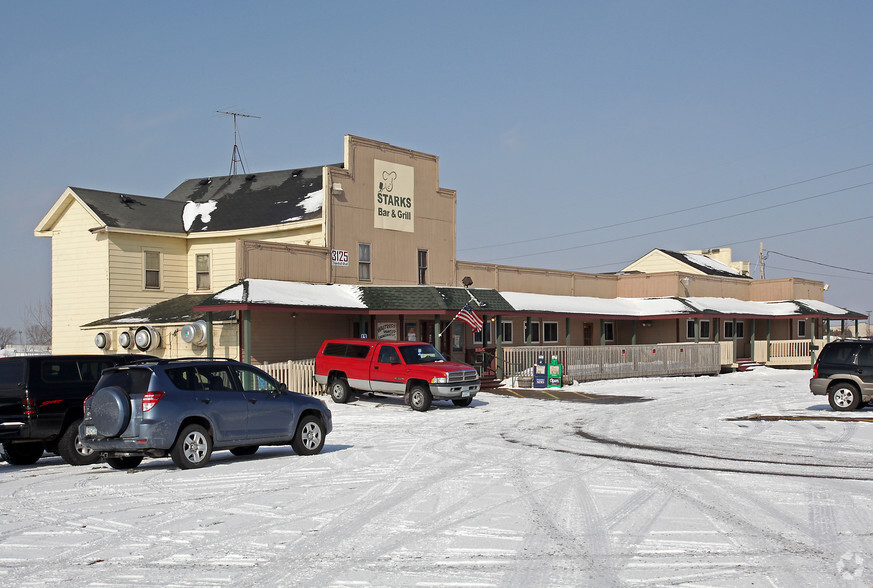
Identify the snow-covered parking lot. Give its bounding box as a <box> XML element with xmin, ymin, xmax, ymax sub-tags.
<box><xmin>3</xmin><ymin>367</ymin><xmax>873</xmax><ymax>587</ymax></box>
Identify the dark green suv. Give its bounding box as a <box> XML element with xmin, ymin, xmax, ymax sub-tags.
<box><xmin>810</xmin><ymin>340</ymin><xmax>873</xmax><ymax>411</ymax></box>
<box><xmin>0</xmin><ymin>354</ymin><xmax>148</xmax><ymax>465</ymax></box>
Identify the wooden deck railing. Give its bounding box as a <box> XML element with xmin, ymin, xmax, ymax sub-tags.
<box><xmin>502</xmin><ymin>343</ymin><xmax>721</xmax><ymax>386</ymax></box>
<box><xmin>260</xmin><ymin>358</ymin><xmax>321</xmax><ymax>396</ymax></box>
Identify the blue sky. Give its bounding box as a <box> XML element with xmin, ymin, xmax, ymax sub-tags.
<box><xmin>2</xmin><ymin>1</ymin><xmax>872</xmax><ymax>333</ymax></box>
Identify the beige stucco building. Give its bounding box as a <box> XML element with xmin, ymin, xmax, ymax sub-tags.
<box><xmin>35</xmin><ymin>135</ymin><xmax>863</xmax><ymax>376</ymax></box>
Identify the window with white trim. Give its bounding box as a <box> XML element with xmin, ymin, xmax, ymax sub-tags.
<box><xmin>543</xmin><ymin>321</ymin><xmax>559</xmax><ymax>344</ymax></box>
<box><xmin>195</xmin><ymin>253</ymin><xmax>211</xmax><ymax>291</ymax></box>
<box><xmin>724</xmin><ymin>321</ymin><xmax>744</xmax><ymax>339</ymax></box>
<box><xmin>686</xmin><ymin>319</ymin><xmax>711</xmax><ymax>339</ymax></box>
<box><xmin>417</xmin><ymin>249</ymin><xmax>427</xmax><ymax>285</ymax></box>
<box><xmin>144</xmin><ymin>250</ymin><xmax>161</xmax><ymax>290</ymax></box>
<box><xmin>358</xmin><ymin>243</ymin><xmax>371</xmax><ymax>281</ymax></box>
<box><xmin>797</xmin><ymin>319</ymin><xmax>807</xmax><ymax>338</ymax></box>
<box><xmin>604</xmin><ymin>321</ymin><xmax>615</xmax><ymax>342</ymax></box>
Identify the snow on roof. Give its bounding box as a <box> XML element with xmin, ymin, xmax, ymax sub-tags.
<box><xmin>501</xmin><ymin>291</ymin><xmax>692</xmax><ymax>317</ymax></box>
<box><xmin>182</xmin><ymin>200</ymin><xmax>218</xmax><ymax>232</ymax></box>
<box><xmin>300</xmin><ymin>189</ymin><xmax>323</xmax><ymax>214</ymax></box>
<box><xmin>681</xmin><ymin>252</ymin><xmax>741</xmax><ymax>276</ymax></box>
<box><xmin>504</xmin><ymin>291</ymin><xmax>856</xmax><ymax>317</ymax></box>
<box><xmin>214</xmin><ymin>278</ymin><xmax>367</xmax><ymax>309</ymax></box>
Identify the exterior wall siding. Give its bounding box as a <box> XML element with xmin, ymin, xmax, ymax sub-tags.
<box><xmin>107</xmin><ymin>232</ymin><xmax>188</xmax><ymax>316</ymax></box>
<box><xmin>50</xmin><ymin>201</ymin><xmax>110</xmax><ymax>353</ymax></box>
<box><xmin>325</xmin><ymin>136</ymin><xmax>457</xmax><ymax>287</ymax></box>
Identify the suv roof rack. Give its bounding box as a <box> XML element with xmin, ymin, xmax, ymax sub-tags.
<box><xmin>153</xmin><ymin>357</ymin><xmax>242</xmax><ymax>364</ymax></box>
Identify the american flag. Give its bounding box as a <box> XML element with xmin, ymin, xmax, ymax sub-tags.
<box><xmin>454</xmin><ymin>303</ymin><xmax>483</xmax><ymax>332</ymax></box>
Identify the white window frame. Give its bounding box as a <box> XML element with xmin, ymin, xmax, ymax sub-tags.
<box><xmin>417</xmin><ymin>249</ymin><xmax>427</xmax><ymax>285</ymax></box>
<box><xmin>686</xmin><ymin>319</ymin><xmax>711</xmax><ymax>340</ymax></box>
<box><xmin>797</xmin><ymin>319</ymin><xmax>807</xmax><ymax>338</ymax></box>
<box><xmin>358</xmin><ymin>243</ymin><xmax>371</xmax><ymax>282</ymax></box>
<box><xmin>725</xmin><ymin>320</ymin><xmax>745</xmax><ymax>339</ymax></box>
<box><xmin>543</xmin><ymin>321</ymin><xmax>559</xmax><ymax>344</ymax></box>
<box><xmin>195</xmin><ymin>253</ymin><xmax>211</xmax><ymax>291</ymax></box>
<box><xmin>143</xmin><ymin>249</ymin><xmax>162</xmax><ymax>290</ymax></box>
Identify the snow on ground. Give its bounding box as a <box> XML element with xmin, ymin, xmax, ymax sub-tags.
<box><xmin>2</xmin><ymin>368</ymin><xmax>873</xmax><ymax>586</ymax></box>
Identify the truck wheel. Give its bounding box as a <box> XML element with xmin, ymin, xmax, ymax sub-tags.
<box><xmin>171</xmin><ymin>424</ymin><xmax>213</xmax><ymax>469</ymax></box>
<box><xmin>452</xmin><ymin>397</ymin><xmax>473</xmax><ymax>407</ymax></box>
<box><xmin>2</xmin><ymin>441</ymin><xmax>44</xmax><ymax>465</ymax></box>
<box><xmin>106</xmin><ymin>456</ymin><xmax>143</xmax><ymax>470</ymax></box>
<box><xmin>329</xmin><ymin>377</ymin><xmax>352</xmax><ymax>403</ymax></box>
<box><xmin>829</xmin><ymin>383</ymin><xmax>861</xmax><ymax>411</ymax></box>
<box><xmin>408</xmin><ymin>385</ymin><xmax>432</xmax><ymax>412</ymax></box>
<box><xmin>291</xmin><ymin>415</ymin><xmax>326</xmax><ymax>455</ymax></box>
<box><xmin>58</xmin><ymin>418</ymin><xmax>101</xmax><ymax>465</ymax></box>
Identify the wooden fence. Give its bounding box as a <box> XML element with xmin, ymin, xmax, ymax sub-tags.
<box><xmin>260</xmin><ymin>358</ymin><xmax>321</xmax><ymax>396</ymax></box>
<box><xmin>502</xmin><ymin>343</ymin><xmax>721</xmax><ymax>386</ymax></box>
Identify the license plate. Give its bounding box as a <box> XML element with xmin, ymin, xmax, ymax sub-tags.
<box><xmin>461</xmin><ymin>391</ymin><xmax>470</xmax><ymax>398</ymax></box>
<box><xmin>85</xmin><ymin>425</ymin><xmax>97</xmax><ymax>437</ymax></box>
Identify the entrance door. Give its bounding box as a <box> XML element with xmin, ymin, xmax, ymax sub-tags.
<box><xmin>583</xmin><ymin>323</ymin><xmax>593</xmax><ymax>346</ymax></box>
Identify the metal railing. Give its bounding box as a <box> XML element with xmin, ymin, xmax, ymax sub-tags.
<box><xmin>502</xmin><ymin>343</ymin><xmax>721</xmax><ymax>386</ymax></box>
<box><xmin>260</xmin><ymin>358</ymin><xmax>321</xmax><ymax>396</ymax></box>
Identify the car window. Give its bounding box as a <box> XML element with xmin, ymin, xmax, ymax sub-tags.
<box><xmin>166</xmin><ymin>367</ymin><xmax>201</xmax><ymax>391</ymax></box>
<box><xmin>96</xmin><ymin>368</ymin><xmax>153</xmax><ymax>396</ymax></box>
<box><xmin>194</xmin><ymin>366</ymin><xmax>234</xmax><ymax>391</ymax></box>
<box><xmin>377</xmin><ymin>346</ymin><xmax>401</xmax><ymax>364</ymax></box>
<box><xmin>398</xmin><ymin>344</ymin><xmax>445</xmax><ymax>365</ymax></box>
<box><xmin>231</xmin><ymin>366</ymin><xmax>279</xmax><ymax>392</ymax></box>
<box><xmin>0</xmin><ymin>360</ymin><xmax>24</xmax><ymax>389</ymax></box>
<box><xmin>78</xmin><ymin>360</ymin><xmax>114</xmax><ymax>383</ymax></box>
<box><xmin>41</xmin><ymin>360</ymin><xmax>82</xmax><ymax>383</ymax></box>
<box><xmin>819</xmin><ymin>343</ymin><xmax>858</xmax><ymax>365</ymax></box>
<box><xmin>857</xmin><ymin>346</ymin><xmax>873</xmax><ymax>367</ymax></box>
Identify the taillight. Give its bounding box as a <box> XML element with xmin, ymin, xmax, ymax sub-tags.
<box><xmin>813</xmin><ymin>362</ymin><xmax>819</xmax><ymax>378</ymax></box>
<box><xmin>142</xmin><ymin>391</ymin><xmax>164</xmax><ymax>412</ymax></box>
<box><xmin>23</xmin><ymin>395</ymin><xmax>36</xmax><ymax>417</ymax></box>
<box><xmin>83</xmin><ymin>394</ymin><xmax>93</xmax><ymax>412</ymax></box>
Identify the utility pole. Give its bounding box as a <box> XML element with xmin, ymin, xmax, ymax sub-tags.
<box><xmin>759</xmin><ymin>242</ymin><xmax>765</xmax><ymax>280</ymax></box>
<box><xmin>217</xmin><ymin>110</ymin><xmax>261</xmax><ymax>175</ymax></box>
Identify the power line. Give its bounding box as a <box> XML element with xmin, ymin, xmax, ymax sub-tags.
<box><xmin>766</xmin><ymin>250</ymin><xmax>873</xmax><ymax>275</ymax></box>
<box><xmin>485</xmin><ymin>181</ymin><xmax>873</xmax><ymax>263</ymax></box>
<box><xmin>459</xmin><ymin>160</ymin><xmax>873</xmax><ymax>253</ymax></box>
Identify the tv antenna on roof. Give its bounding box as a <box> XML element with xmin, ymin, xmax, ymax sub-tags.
<box><xmin>217</xmin><ymin>110</ymin><xmax>261</xmax><ymax>175</ymax></box>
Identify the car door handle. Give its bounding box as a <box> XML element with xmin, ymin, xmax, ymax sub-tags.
<box><xmin>374</xmin><ymin>365</ymin><xmax>379</xmax><ymax>370</ymax></box>
<box><xmin>249</xmin><ymin>398</ymin><xmax>257</xmax><ymax>404</ymax></box>
<box><xmin>200</xmin><ymin>398</ymin><xmax>211</xmax><ymax>404</ymax></box>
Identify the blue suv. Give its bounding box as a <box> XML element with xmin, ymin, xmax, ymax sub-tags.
<box><xmin>80</xmin><ymin>358</ymin><xmax>332</xmax><ymax>469</ymax></box>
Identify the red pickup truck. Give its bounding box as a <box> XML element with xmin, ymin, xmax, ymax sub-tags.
<box><xmin>314</xmin><ymin>339</ymin><xmax>480</xmax><ymax>411</ymax></box>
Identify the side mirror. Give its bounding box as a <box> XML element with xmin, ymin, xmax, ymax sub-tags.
<box><xmin>279</xmin><ymin>382</ymin><xmax>288</xmax><ymax>393</ymax></box>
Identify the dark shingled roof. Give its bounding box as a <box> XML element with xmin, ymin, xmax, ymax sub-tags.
<box><xmin>83</xmin><ymin>294</ymin><xmax>236</xmax><ymax>327</ymax></box>
<box><xmin>659</xmin><ymin>249</ymin><xmax>751</xmax><ymax>279</ymax></box>
<box><xmin>72</xmin><ymin>188</ymin><xmax>185</xmax><ymax>233</ymax></box>
<box><xmin>73</xmin><ymin>164</ymin><xmax>340</xmax><ymax>234</ymax></box>
<box><xmin>357</xmin><ymin>287</ymin><xmax>514</xmax><ymax>312</ymax></box>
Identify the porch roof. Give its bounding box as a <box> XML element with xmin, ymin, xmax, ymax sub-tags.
<box><xmin>190</xmin><ymin>279</ymin><xmax>863</xmax><ymax>320</ymax></box>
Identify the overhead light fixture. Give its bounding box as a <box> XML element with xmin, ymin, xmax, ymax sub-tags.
<box><xmin>461</xmin><ymin>276</ymin><xmax>473</xmax><ymax>288</ymax></box>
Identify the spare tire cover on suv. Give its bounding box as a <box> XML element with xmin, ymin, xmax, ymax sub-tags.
<box><xmin>91</xmin><ymin>386</ymin><xmax>132</xmax><ymax>437</ymax></box>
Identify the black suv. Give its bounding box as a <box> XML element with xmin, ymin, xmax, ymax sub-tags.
<box><xmin>810</xmin><ymin>339</ymin><xmax>873</xmax><ymax>410</ymax></box>
<box><xmin>80</xmin><ymin>358</ymin><xmax>332</xmax><ymax>469</ymax></box>
<box><xmin>0</xmin><ymin>354</ymin><xmax>149</xmax><ymax>465</ymax></box>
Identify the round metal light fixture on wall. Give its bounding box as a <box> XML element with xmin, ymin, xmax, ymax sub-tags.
<box><xmin>134</xmin><ymin>326</ymin><xmax>161</xmax><ymax>351</ymax></box>
<box><xmin>181</xmin><ymin>320</ymin><xmax>208</xmax><ymax>346</ymax></box>
<box><xmin>94</xmin><ymin>331</ymin><xmax>112</xmax><ymax>350</ymax></box>
<box><xmin>118</xmin><ymin>331</ymin><xmax>132</xmax><ymax>349</ymax></box>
